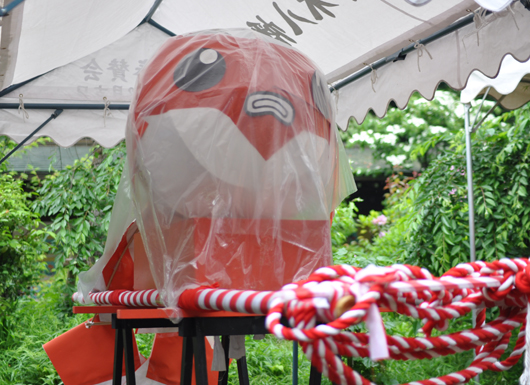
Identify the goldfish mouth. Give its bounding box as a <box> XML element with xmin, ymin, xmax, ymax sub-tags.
<box><xmin>244</xmin><ymin>91</ymin><xmax>295</xmax><ymax>126</ymax></box>
<box><xmin>141</xmin><ymin>108</ymin><xmax>329</xmax><ymax>191</ymax></box>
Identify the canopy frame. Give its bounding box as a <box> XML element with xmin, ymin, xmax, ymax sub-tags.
<box><xmin>0</xmin><ymin>109</ymin><xmax>62</xmax><ymax>166</ymax></box>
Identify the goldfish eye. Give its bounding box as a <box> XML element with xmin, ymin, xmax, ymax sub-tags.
<box><xmin>311</xmin><ymin>71</ymin><xmax>331</xmax><ymax>120</ymax></box>
<box><xmin>174</xmin><ymin>48</ymin><xmax>226</xmax><ymax>92</ymax></box>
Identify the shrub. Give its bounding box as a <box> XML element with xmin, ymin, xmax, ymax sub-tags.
<box><xmin>403</xmin><ymin>105</ymin><xmax>530</xmax><ymax>274</ymax></box>
<box><xmin>0</xmin><ymin>287</ymin><xmax>87</xmax><ymax>385</ymax></box>
<box><xmin>343</xmin><ymin>91</ymin><xmax>464</xmax><ymax>176</ymax></box>
<box><xmin>0</xmin><ymin>171</ymin><xmax>51</xmax><ymax>342</ymax></box>
<box><xmin>33</xmin><ymin>143</ymin><xmax>126</xmax><ymax>298</ymax></box>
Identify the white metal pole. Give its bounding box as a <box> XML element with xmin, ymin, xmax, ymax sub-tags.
<box><xmin>464</xmin><ymin>103</ymin><xmax>476</xmax><ymax>263</ymax></box>
<box><xmin>465</xmin><ymin>103</ymin><xmax>479</xmax><ymax>385</ymax></box>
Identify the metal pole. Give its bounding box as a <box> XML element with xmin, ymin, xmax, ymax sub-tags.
<box><xmin>465</xmin><ymin>103</ymin><xmax>480</xmax><ymax>385</ymax></box>
<box><xmin>329</xmin><ymin>12</ymin><xmax>482</xmax><ymax>92</ymax></box>
<box><xmin>464</xmin><ymin>103</ymin><xmax>476</xmax><ymax>264</ymax></box>
<box><xmin>293</xmin><ymin>341</ymin><xmax>298</xmax><ymax>385</ymax></box>
<box><xmin>0</xmin><ymin>0</ymin><xmax>25</xmax><ymax>17</ymax></box>
<box><xmin>0</xmin><ymin>103</ymin><xmax>129</xmax><ymax>110</ymax></box>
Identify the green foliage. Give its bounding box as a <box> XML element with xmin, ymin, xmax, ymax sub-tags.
<box><xmin>331</xmin><ymin>173</ymin><xmax>414</xmax><ymax>268</ymax></box>
<box><xmin>331</xmin><ymin>102</ymin><xmax>530</xmax><ymax>382</ymax></box>
<box><xmin>33</xmin><ymin>143</ymin><xmax>126</xmax><ymax>295</ymax></box>
<box><xmin>228</xmin><ymin>336</ymin><xmax>332</xmax><ymax>385</ymax></box>
<box><xmin>339</xmin><ymin>103</ymin><xmax>530</xmax><ymax>276</ymax></box>
<box><xmin>331</xmin><ymin>199</ymin><xmax>358</xmax><ymax>251</ymax></box>
<box><xmin>0</xmin><ymin>172</ymin><xmax>50</xmax><ymax>301</ymax></box>
<box><xmin>0</xmin><ymin>171</ymin><xmax>52</xmax><ymax>343</ymax></box>
<box><xmin>343</xmin><ymin>91</ymin><xmax>465</xmax><ymax>175</ymax></box>
<box><xmin>404</xmin><ymin>105</ymin><xmax>530</xmax><ymax>275</ymax></box>
<box><xmin>0</xmin><ymin>286</ymin><xmax>87</xmax><ymax>385</ymax></box>
<box><xmin>0</xmin><ymin>137</ymin><xmax>51</xmax><ymax>301</ymax></box>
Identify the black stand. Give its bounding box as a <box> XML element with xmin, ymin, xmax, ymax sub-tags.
<box><xmin>111</xmin><ymin>314</ymin><xmax>323</xmax><ymax>385</ymax></box>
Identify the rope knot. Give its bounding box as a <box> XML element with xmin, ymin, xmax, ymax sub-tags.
<box><xmin>18</xmin><ymin>94</ymin><xmax>29</xmax><ymax>121</ymax></box>
<box><xmin>363</xmin><ymin>62</ymin><xmax>378</xmax><ymax>93</ymax></box>
<box><xmin>411</xmin><ymin>40</ymin><xmax>433</xmax><ymax>72</ymax></box>
<box><xmin>515</xmin><ymin>264</ymin><xmax>530</xmax><ymax>294</ymax></box>
<box><xmin>103</xmin><ymin>97</ymin><xmax>113</xmax><ymax>126</ymax></box>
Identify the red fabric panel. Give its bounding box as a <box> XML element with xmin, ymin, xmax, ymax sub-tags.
<box><xmin>43</xmin><ymin>316</ymin><xmax>142</xmax><ymax>385</ymax></box>
<box><xmin>103</xmin><ymin>235</ymin><xmax>134</xmax><ymax>290</ymax></box>
<box><xmin>147</xmin><ymin>333</ymin><xmax>217</xmax><ymax>385</ymax></box>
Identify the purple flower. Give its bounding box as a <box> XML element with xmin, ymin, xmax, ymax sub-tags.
<box><xmin>461</xmin><ymin>172</ymin><xmax>465</xmax><ymax>176</ymax></box>
<box><xmin>450</xmin><ymin>166</ymin><xmax>455</xmax><ymax>171</ymax></box>
<box><xmin>449</xmin><ymin>188</ymin><xmax>457</xmax><ymax>195</ymax></box>
<box><xmin>379</xmin><ymin>232</ymin><xmax>386</xmax><ymax>238</ymax></box>
<box><xmin>372</xmin><ymin>214</ymin><xmax>387</xmax><ymax>226</ymax></box>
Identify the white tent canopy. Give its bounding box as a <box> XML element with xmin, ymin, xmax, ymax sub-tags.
<box><xmin>0</xmin><ymin>0</ymin><xmax>529</xmax><ymax>148</ymax></box>
<box><xmin>461</xmin><ymin>53</ymin><xmax>530</xmax><ymax>109</ymax></box>
<box><xmin>337</xmin><ymin>1</ymin><xmax>530</xmax><ymax>126</ymax></box>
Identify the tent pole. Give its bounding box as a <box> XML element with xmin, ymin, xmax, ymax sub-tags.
<box><xmin>464</xmin><ymin>103</ymin><xmax>476</xmax><ymax>264</ymax></box>
<box><xmin>0</xmin><ymin>103</ymin><xmax>129</xmax><ymax>110</ymax></box>
<box><xmin>147</xmin><ymin>19</ymin><xmax>176</xmax><ymax>37</ymax></box>
<box><xmin>0</xmin><ymin>0</ymin><xmax>25</xmax><ymax>17</ymax></box>
<box><xmin>465</xmin><ymin>102</ymin><xmax>480</xmax><ymax>384</ymax></box>
<box><xmin>0</xmin><ymin>109</ymin><xmax>63</xmax><ymax>166</ymax></box>
<box><xmin>143</xmin><ymin>0</ymin><xmax>164</xmax><ymax>23</ymax></box>
<box><xmin>292</xmin><ymin>341</ymin><xmax>298</xmax><ymax>385</ymax></box>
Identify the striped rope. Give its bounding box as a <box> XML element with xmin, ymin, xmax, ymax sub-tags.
<box><xmin>73</xmin><ymin>258</ymin><xmax>530</xmax><ymax>385</ymax></box>
<box><xmin>72</xmin><ymin>289</ymin><xmax>162</xmax><ymax>307</ymax></box>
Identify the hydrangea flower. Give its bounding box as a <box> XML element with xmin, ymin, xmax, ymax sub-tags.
<box><xmin>372</xmin><ymin>214</ymin><xmax>387</xmax><ymax>226</ymax></box>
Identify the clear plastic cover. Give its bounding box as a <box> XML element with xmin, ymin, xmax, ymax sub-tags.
<box><xmin>125</xmin><ymin>29</ymin><xmax>356</xmax><ymax>311</ymax></box>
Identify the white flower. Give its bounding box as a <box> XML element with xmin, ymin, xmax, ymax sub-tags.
<box><xmin>386</xmin><ymin>154</ymin><xmax>407</xmax><ymax>166</ymax></box>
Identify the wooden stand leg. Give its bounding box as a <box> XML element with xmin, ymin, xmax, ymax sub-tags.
<box><xmin>123</xmin><ymin>328</ymin><xmax>136</xmax><ymax>385</ymax></box>
<box><xmin>113</xmin><ymin>327</ymin><xmax>123</xmax><ymax>385</ymax></box>
<box><xmin>181</xmin><ymin>337</ymin><xmax>194</xmax><ymax>385</ymax></box>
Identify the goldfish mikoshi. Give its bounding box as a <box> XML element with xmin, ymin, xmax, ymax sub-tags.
<box><xmin>126</xmin><ymin>29</ymin><xmax>356</xmax><ymax>310</ymax></box>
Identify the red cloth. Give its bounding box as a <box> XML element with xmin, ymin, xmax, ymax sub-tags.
<box><xmin>43</xmin><ymin>316</ymin><xmax>143</xmax><ymax>385</ymax></box>
<box><xmin>102</xmin><ymin>223</ymin><xmax>135</xmax><ymax>290</ymax></box>
<box><xmin>147</xmin><ymin>333</ymin><xmax>217</xmax><ymax>385</ymax></box>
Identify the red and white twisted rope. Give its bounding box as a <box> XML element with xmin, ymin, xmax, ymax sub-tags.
<box><xmin>72</xmin><ymin>289</ymin><xmax>162</xmax><ymax>307</ymax></box>
<box><xmin>179</xmin><ymin>259</ymin><xmax>530</xmax><ymax>385</ymax></box>
<box><xmin>74</xmin><ymin>258</ymin><xmax>530</xmax><ymax>385</ymax></box>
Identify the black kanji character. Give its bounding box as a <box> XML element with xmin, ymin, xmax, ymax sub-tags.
<box><xmin>94</xmin><ymin>85</ymin><xmax>109</xmax><ymax>95</ymax></box>
<box><xmin>247</xmin><ymin>16</ymin><xmax>296</xmax><ymax>45</ymax></box>
<box><xmin>134</xmin><ymin>59</ymin><xmax>147</xmax><ymax>76</ymax></box>
<box><xmin>273</xmin><ymin>2</ymin><xmax>316</xmax><ymax>36</ymax></box>
<box><xmin>81</xmin><ymin>59</ymin><xmax>103</xmax><ymax>81</ymax></box>
<box><xmin>297</xmin><ymin>0</ymin><xmax>338</xmax><ymax>20</ymax></box>
<box><xmin>113</xmin><ymin>85</ymin><xmax>123</xmax><ymax>97</ymax></box>
<box><xmin>108</xmin><ymin>59</ymin><xmax>129</xmax><ymax>82</ymax></box>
